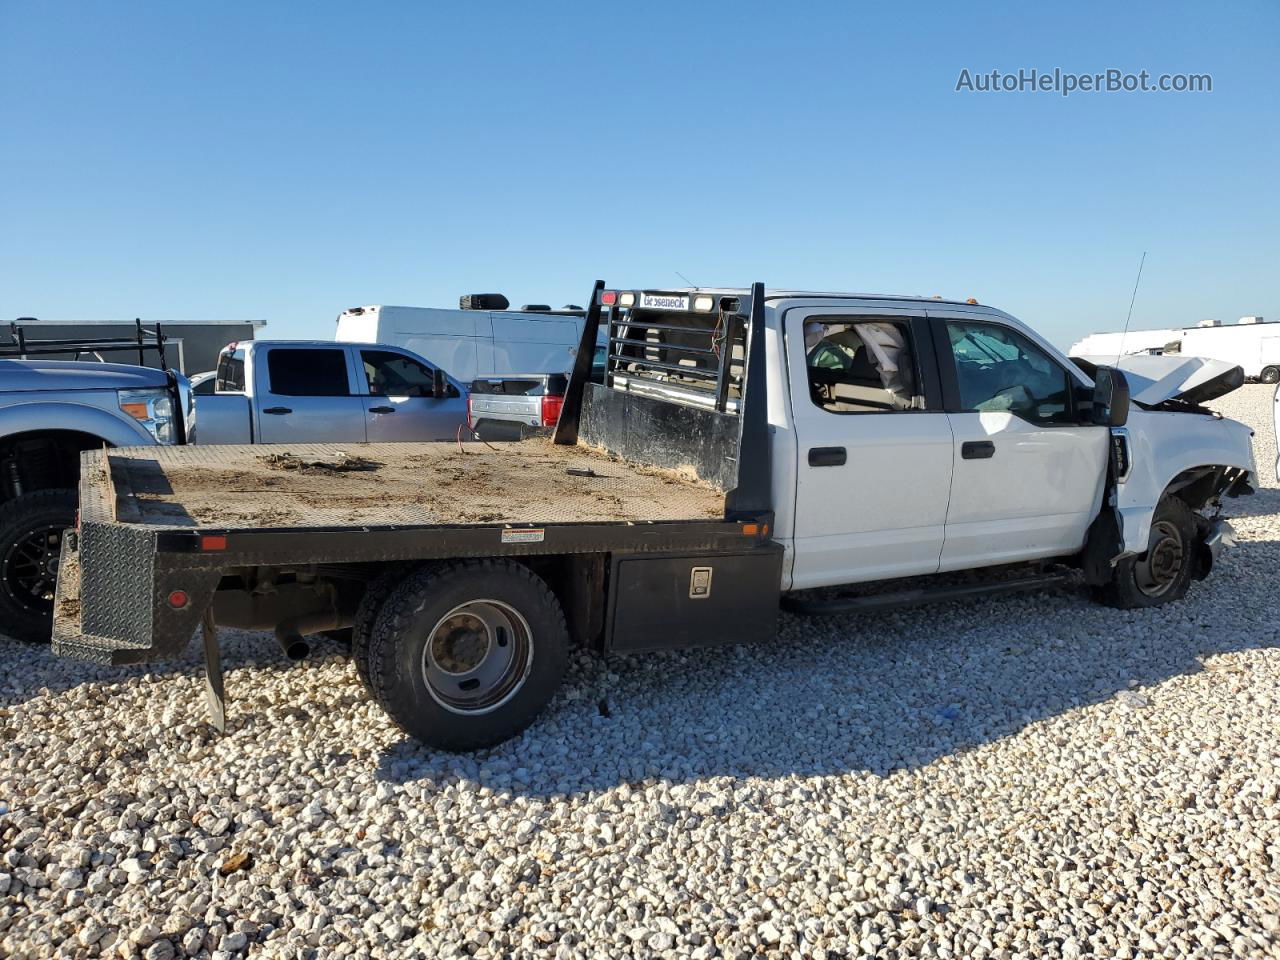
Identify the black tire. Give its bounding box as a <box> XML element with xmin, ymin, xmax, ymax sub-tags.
<box><xmin>1096</xmin><ymin>496</ymin><xmax>1196</xmax><ymax>609</ymax></box>
<box><xmin>366</xmin><ymin>560</ymin><xmax>569</xmax><ymax>752</ymax></box>
<box><xmin>350</xmin><ymin>567</ymin><xmax>420</xmax><ymax>695</ymax></box>
<box><xmin>1261</xmin><ymin>366</ymin><xmax>1280</xmax><ymax>385</ymax></box>
<box><xmin>0</xmin><ymin>489</ymin><xmax>78</xmax><ymax>642</ymax></box>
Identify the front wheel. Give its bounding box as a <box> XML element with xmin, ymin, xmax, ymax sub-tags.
<box><xmin>365</xmin><ymin>560</ymin><xmax>569</xmax><ymax>751</ymax></box>
<box><xmin>1096</xmin><ymin>496</ymin><xmax>1196</xmax><ymax>609</ymax></box>
<box><xmin>0</xmin><ymin>490</ymin><xmax>78</xmax><ymax>642</ymax></box>
<box><xmin>1260</xmin><ymin>366</ymin><xmax>1280</xmax><ymax>384</ymax></box>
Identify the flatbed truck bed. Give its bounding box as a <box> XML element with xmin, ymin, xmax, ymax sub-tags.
<box><xmin>52</xmin><ymin>282</ymin><xmax>784</xmax><ymax>750</ymax></box>
<box><xmin>91</xmin><ymin>440</ymin><xmax>725</xmax><ymax>529</ymax></box>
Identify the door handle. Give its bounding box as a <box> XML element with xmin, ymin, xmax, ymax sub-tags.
<box><xmin>262</xmin><ymin>406</ymin><xmax>292</xmax><ymax>415</ymax></box>
<box><xmin>808</xmin><ymin>446</ymin><xmax>847</xmax><ymax>467</ymax></box>
<box><xmin>369</xmin><ymin>406</ymin><xmax>396</xmax><ymax>414</ymax></box>
<box><xmin>961</xmin><ymin>440</ymin><xmax>995</xmax><ymax>459</ymax></box>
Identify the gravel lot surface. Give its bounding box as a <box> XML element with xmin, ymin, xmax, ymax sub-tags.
<box><xmin>2</xmin><ymin>386</ymin><xmax>1278</xmax><ymax>959</ymax></box>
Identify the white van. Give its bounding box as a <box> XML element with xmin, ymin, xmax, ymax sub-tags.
<box><xmin>335</xmin><ymin>301</ymin><xmax>591</xmax><ymax>385</ymax></box>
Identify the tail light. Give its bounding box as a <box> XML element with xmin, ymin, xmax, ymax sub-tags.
<box><xmin>541</xmin><ymin>394</ymin><xmax>564</xmax><ymax>427</ymax></box>
<box><xmin>467</xmin><ymin>392</ymin><xmax>474</xmax><ymax>429</ymax></box>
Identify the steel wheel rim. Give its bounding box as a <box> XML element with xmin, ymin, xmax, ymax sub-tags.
<box><xmin>1134</xmin><ymin>519</ymin><xmax>1184</xmax><ymax>597</ymax></box>
<box><xmin>2</xmin><ymin>523</ymin><xmax>62</xmax><ymax>614</ymax></box>
<box><xmin>421</xmin><ymin>600</ymin><xmax>533</xmax><ymax>715</ymax></box>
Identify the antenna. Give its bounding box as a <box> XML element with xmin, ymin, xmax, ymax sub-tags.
<box><xmin>674</xmin><ymin>271</ymin><xmax>697</xmax><ymax>289</ymax></box>
<box><xmin>1116</xmin><ymin>251</ymin><xmax>1147</xmax><ymax>365</ymax></box>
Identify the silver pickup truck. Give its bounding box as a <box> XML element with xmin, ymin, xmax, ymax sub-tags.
<box><xmin>194</xmin><ymin>340</ymin><xmax>468</xmax><ymax>444</ymax></box>
<box><xmin>0</xmin><ymin>323</ymin><xmax>190</xmax><ymax>640</ymax></box>
<box><xmin>468</xmin><ymin>350</ymin><xmax>607</xmax><ymax>440</ymax></box>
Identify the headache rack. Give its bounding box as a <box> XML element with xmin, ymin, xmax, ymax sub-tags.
<box><xmin>555</xmin><ymin>282</ymin><xmax>771</xmax><ymax>521</ymax></box>
<box><xmin>602</xmin><ymin>293</ymin><xmax>747</xmax><ymax>413</ymax></box>
<box><xmin>0</xmin><ymin>318</ymin><xmax>171</xmax><ymax>369</ymax></box>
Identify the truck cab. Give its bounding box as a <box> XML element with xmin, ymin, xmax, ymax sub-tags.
<box><xmin>587</xmin><ymin>287</ymin><xmax>1252</xmax><ymax>603</ymax></box>
<box><xmin>193</xmin><ymin>340</ymin><xmax>468</xmax><ymax>444</ymax></box>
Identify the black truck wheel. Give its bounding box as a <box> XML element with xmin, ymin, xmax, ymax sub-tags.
<box><xmin>350</xmin><ymin>566</ymin><xmax>419</xmax><ymax>695</ymax></box>
<box><xmin>0</xmin><ymin>490</ymin><xmax>78</xmax><ymax>642</ymax></box>
<box><xmin>1260</xmin><ymin>366</ymin><xmax>1280</xmax><ymax>384</ymax></box>
<box><xmin>1097</xmin><ymin>496</ymin><xmax>1196</xmax><ymax>609</ymax></box>
<box><xmin>365</xmin><ymin>560</ymin><xmax>569</xmax><ymax>751</ymax></box>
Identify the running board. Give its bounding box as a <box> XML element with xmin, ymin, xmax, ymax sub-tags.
<box><xmin>781</xmin><ymin>572</ymin><xmax>1073</xmax><ymax>616</ymax></box>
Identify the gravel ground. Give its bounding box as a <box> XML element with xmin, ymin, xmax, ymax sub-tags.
<box><xmin>2</xmin><ymin>386</ymin><xmax>1278</xmax><ymax>959</ymax></box>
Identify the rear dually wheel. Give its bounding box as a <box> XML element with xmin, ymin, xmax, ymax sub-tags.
<box><xmin>365</xmin><ymin>560</ymin><xmax>569</xmax><ymax>751</ymax></box>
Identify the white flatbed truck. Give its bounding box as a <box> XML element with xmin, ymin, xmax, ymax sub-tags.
<box><xmin>53</xmin><ymin>283</ymin><xmax>1255</xmax><ymax>750</ymax></box>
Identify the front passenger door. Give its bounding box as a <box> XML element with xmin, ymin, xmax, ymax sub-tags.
<box><xmin>359</xmin><ymin>348</ymin><xmax>468</xmax><ymax>442</ymax></box>
<box><xmin>938</xmin><ymin>319</ymin><xmax>1108</xmax><ymax>570</ymax></box>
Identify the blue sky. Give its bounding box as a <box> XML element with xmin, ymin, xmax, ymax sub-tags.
<box><xmin>2</xmin><ymin>1</ymin><xmax>1276</xmax><ymax>349</ymax></box>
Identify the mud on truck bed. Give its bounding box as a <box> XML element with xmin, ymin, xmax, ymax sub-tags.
<box><xmin>96</xmin><ymin>439</ymin><xmax>725</xmax><ymax>529</ymax></box>
<box><xmin>52</xmin><ymin>283</ymin><xmax>782</xmax><ymax>751</ymax></box>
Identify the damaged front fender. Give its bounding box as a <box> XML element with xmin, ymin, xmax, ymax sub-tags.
<box><xmin>1115</xmin><ymin>409</ymin><xmax>1255</xmax><ymax>554</ymax></box>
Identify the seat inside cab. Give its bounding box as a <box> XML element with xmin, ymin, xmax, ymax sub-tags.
<box><xmin>806</xmin><ymin>320</ymin><xmax>919</xmax><ymax>412</ymax></box>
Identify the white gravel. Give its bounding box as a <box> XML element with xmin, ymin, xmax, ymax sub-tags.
<box><xmin>2</xmin><ymin>386</ymin><xmax>1279</xmax><ymax>959</ymax></box>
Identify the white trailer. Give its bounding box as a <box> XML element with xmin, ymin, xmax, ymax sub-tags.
<box><xmin>1071</xmin><ymin>317</ymin><xmax>1280</xmax><ymax>383</ymax></box>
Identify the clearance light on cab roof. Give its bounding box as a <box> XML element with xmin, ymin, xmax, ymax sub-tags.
<box><xmin>693</xmin><ymin>295</ymin><xmax>715</xmax><ymax>312</ymax></box>
<box><xmin>618</xmin><ymin>292</ymin><xmax>636</xmax><ymax>307</ymax></box>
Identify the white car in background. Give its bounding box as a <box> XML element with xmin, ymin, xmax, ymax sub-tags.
<box><xmin>189</xmin><ymin>371</ymin><xmax>216</xmax><ymax>395</ymax></box>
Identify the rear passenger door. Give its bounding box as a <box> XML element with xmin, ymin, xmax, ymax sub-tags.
<box><xmin>786</xmin><ymin>309</ymin><xmax>955</xmax><ymax>589</ymax></box>
<box><xmin>358</xmin><ymin>348</ymin><xmax>468</xmax><ymax>442</ymax></box>
<box><xmin>253</xmin><ymin>346</ymin><xmax>367</xmax><ymax>444</ymax></box>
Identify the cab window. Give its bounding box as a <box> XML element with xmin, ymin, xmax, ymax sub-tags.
<box><xmin>266</xmin><ymin>348</ymin><xmax>350</xmax><ymax>397</ymax></box>
<box><xmin>946</xmin><ymin>322</ymin><xmax>1074</xmax><ymax>424</ymax></box>
<box><xmin>360</xmin><ymin>350</ymin><xmax>458</xmax><ymax>398</ymax></box>
<box><xmin>805</xmin><ymin>319</ymin><xmax>921</xmax><ymax>413</ymax></box>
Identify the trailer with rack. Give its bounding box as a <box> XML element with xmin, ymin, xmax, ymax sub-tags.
<box><xmin>52</xmin><ymin>283</ymin><xmax>1254</xmax><ymax>750</ymax></box>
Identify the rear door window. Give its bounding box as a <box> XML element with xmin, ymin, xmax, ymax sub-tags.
<box><xmin>266</xmin><ymin>348</ymin><xmax>351</xmax><ymax>397</ymax></box>
<box><xmin>804</xmin><ymin>319</ymin><xmax>922</xmax><ymax>413</ymax></box>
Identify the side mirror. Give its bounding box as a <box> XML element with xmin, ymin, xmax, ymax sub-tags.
<box><xmin>432</xmin><ymin>368</ymin><xmax>447</xmax><ymax>399</ymax></box>
<box><xmin>1092</xmin><ymin>366</ymin><xmax>1130</xmax><ymax>427</ymax></box>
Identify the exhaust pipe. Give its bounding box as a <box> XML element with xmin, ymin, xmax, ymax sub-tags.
<box><xmin>273</xmin><ymin>610</ymin><xmax>349</xmax><ymax>661</ymax></box>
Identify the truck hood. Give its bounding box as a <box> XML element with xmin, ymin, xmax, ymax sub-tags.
<box><xmin>0</xmin><ymin>358</ymin><xmax>171</xmax><ymax>392</ymax></box>
<box><xmin>1079</xmin><ymin>354</ymin><xmax>1245</xmax><ymax>406</ymax></box>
